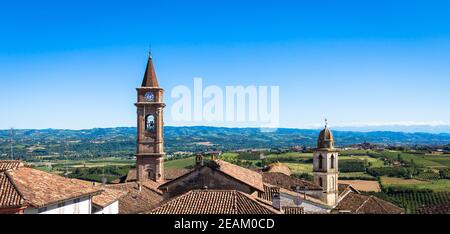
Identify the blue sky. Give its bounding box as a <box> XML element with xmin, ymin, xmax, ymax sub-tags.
<box><xmin>1</xmin><ymin>0</ymin><xmax>450</xmax><ymax>130</ymax></box>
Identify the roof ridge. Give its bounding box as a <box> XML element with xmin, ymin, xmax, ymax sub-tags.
<box><xmin>355</xmin><ymin>194</ymin><xmax>372</xmax><ymax>213</ymax></box>
<box><xmin>4</xmin><ymin>171</ymin><xmax>27</xmax><ymax>205</ymax></box>
<box><xmin>368</xmin><ymin>195</ymin><xmax>389</xmax><ymax>213</ymax></box>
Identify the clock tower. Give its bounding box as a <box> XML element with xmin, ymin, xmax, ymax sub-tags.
<box><xmin>135</xmin><ymin>53</ymin><xmax>165</xmax><ymax>183</ymax></box>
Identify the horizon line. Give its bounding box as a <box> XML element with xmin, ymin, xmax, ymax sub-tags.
<box><xmin>2</xmin><ymin>125</ymin><xmax>450</xmax><ymax>135</ymax></box>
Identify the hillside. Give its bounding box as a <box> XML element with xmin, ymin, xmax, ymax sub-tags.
<box><xmin>1</xmin><ymin>126</ymin><xmax>450</xmax><ymax>160</ymax></box>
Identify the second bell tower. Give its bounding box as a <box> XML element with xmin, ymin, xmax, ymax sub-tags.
<box><xmin>135</xmin><ymin>53</ymin><xmax>165</xmax><ymax>182</ymax></box>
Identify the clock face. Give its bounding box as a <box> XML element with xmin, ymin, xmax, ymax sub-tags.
<box><xmin>144</xmin><ymin>91</ymin><xmax>154</xmax><ymax>101</ymax></box>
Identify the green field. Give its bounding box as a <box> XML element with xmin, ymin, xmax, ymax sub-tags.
<box><xmin>424</xmin><ymin>155</ymin><xmax>450</xmax><ymax>167</ymax></box>
<box><xmin>372</xmin><ymin>190</ymin><xmax>450</xmax><ymax>214</ymax></box>
<box><xmin>165</xmin><ymin>156</ymin><xmax>196</xmax><ymax>169</ymax></box>
<box><xmin>381</xmin><ymin>176</ymin><xmax>450</xmax><ymax>192</ymax></box>
<box><xmin>382</xmin><ymin>151</ymin><xmax>446</xmax><ymax>167</ymax></box>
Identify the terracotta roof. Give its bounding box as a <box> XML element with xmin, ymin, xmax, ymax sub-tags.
<box><xmin>282</xmin><ymin>206</ymin><xmax>304</xmax><ymax>214</ymax></box>
<box><xmin>106</xmin><ymin>182</ymin><xmax>163</xmax><ymax>214</ymax></box>
<box><xmin>337</xmin><ymin>183</ymin><xmax>360</xmax><ymax>197</ymax></box>
<box><xmin>334</xmin><ymin>192</ymin><xmax>404</xmax><ymax>214</ymax></box>
<box><xmin>262</xmin><ymin>172</ymin><xmax>322</xmax><ymax>191</ymax></box>
<box><xmin>141</xmin><ymin>56</ymin><xmax>159</xmax><ymax>87</ymax></box>
<box><xmin>0</xmin><ymin>172</ymin><xmax>25</xmax><ymax>208</ymax></box>
<box><xmin>421</xmin><ymin>203</ymin><xmax>450</xmax><ymax>214</ymax></box>
<box><xmin>339</xmin><ymin>180</ymin><xmax>381</xmax><ymax>193</ymax></box>
<box><xmin>92</xmin><ymin>187</ymin><xmax>128</xmax><ymax>208</ymax></box>
<box><xmin>142</xmin><ymin>179</ymin><xmax>164</xmax><ymax>194</ymax></box>
<box><xmin>150</xmin><ymin>190</ymin><xmax>280</xmax><ymax>214</ymax></box>
<box><xmin>212</xmin><ymin>160</ymin><xmax>264</xmax><ymax>191</ymax></box>
<box><xmin>6</xmin><ymin>167</ymin><xmax>102</xmax><ymax>208</ymax></box>
<box><xmin>159</xmin><ymin>160</ymin><xmax>265</xmax><ymax>192</ymax></box>
<box><xmin>0</xmin><ymin>160</ymin><xmax>23</xmax><ymax>172</ymax></box>
<box><xmin>258</xmin><ymin>184</ymin><xmax>280</xmax><ymax>201</ymax></box>
<box><xmin>125</xmin><ymin>168</ymin><xmax>192</xmax><ymax>183</ymax></box>
<box><xmin>266</xmin><ymin>163</ymin><xmax>292</xmax><ymax>176</ymax></box>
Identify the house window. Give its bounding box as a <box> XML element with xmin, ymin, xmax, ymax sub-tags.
<box><xmin>318</xmin><ymin>155</ymin><xmax>323</xmax><ymax>169</ymax></box>
<box><xmin>38</xmin><ymin>207</ymin><xmax>47</xmax><ymax>213</ymax></box>
<box><xmin>330</xmin><ymin>155</ymin><xmax>335</xmax><ymax>169</ymax></box>
<box><xmin>319</xmin><ymin>177</ymin><xmax>323</xmax><ymax>187</ymax></box>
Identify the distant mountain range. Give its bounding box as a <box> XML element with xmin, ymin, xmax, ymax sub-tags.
<box><xmin>330</xmin><ymin>124</ymin><xmax>450</xmax><ymax>134</ymax></box>
<box><xmin>1</xmin><ymin>126</ymin><xmax>449</xmax><ymax>158</ymax></box>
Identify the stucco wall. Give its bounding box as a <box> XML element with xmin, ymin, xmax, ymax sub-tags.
<box><xmin>280</xmin><ymin>193</ymin><xmax>329</xmax><ymax>213</ymax></box>
<box><xmin>24</xmin><ymin>196</ymin><xmax>91</xmax><ymax>214</ymax></box>
<box><xmin>93</xmin><ymin>201</ymin><xmax>119</xmax><ymax>214</ymax></box>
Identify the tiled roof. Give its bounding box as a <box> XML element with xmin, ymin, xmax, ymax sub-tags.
<box><xmin>258</xmin><ymin>184</ymin><xmax>280</xmax><ymax>201</ymax></box>
<box><xmin>159</xmin><ymin>160</ymin><xmax>265</xmax><ymax>192</ymax></box>
<box><xmin>0</xmin><ymin>173</ymin><xmax>25</xmax><ymax>208</ymax></box>
<box><xmin>92</xmin><ymin>187</ymin><xmax>128</xmax><ymax>208</ymax></box>
<box><xmin>0</xmin><ymin>160</ymin><xmax>23</xmax><ymax>172</ymax></box>
<box><xmin>262</xmin><ymin>172</ymin><xmax>322</xmax><ymax>191</ymax></box>
<box><xmin>282</xmin><ymin>206</ymin><xmax>304</xmax><ymax>214</ymax></box>
<box><xmin>339</xmin><ymin>180</ymin><xmax>381</xmax><ymax>193</ymax></box>
<box><xmin>337</xmin><ymin>183</ymin><xmax>358</xmax><ymax>197</ymax></box>
<box><xmin>6</xmin><ymin>167</ymin><xmax>102</xmax><ymax>208</ymax></box>
<box><xmin>265</xmin><ymin>162</ymin><xmax>292</xmax><ymax>176</ymax></box>
<box><xmin>106</xmin><ymin>182</ymin><xmax>163</xmax><ymax>214</ymax></box>
<box><xmin>334</xmin><ymin>192</ymin><xmax>404</xmax><ymax>214</ymax></box>
<box><xmin>212</xmin><ymin>160</ymin><xmax>264</xmax><ymax>191</ymax></box>
<box><xmin>125</xmin><ymin>168</ymin><xmax>192</xmax><ymax>182</ymax></box>
<box><xmin>150</xmin><ymin>190</ymin><xmax>280</xmax><ymax>214</ymax></box>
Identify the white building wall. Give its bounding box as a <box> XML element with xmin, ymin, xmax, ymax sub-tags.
<box><xmin>280</xmin><ymin>193</ymin><xmax>329</xmax><ymax>213</ymax></box>
<box><xmin>93</xmin><ymin>201</ymin><xmax>119</xmax><ymax>214</ymax></box>
<box><xmin>24</xmin><ymin>196</ymin><xmax>91</xmax><ymax>214</ymax></box>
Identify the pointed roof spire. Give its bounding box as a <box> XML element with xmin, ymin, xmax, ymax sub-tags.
<box><xmin>141</xmin><ymin>52</ymin><xmax>159</xmax><ymax>87</ymax></box>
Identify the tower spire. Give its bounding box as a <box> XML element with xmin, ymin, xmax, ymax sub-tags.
<box><xmin>141</xmin><ymin>52</ymin><xmax>159</xmax><ymax>87</ymax></box>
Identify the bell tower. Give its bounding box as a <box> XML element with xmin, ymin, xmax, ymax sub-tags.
<box><xmin>135</xmin><ymin>53</ymin><xmax>165</xmax><ymax>182</ymax></box>
<box><xmin>313</xmin><ymin>120</ymin><xmax>339</xmax><ymax>206</ymax></box>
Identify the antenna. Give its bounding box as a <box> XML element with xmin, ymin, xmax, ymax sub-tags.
<box><xmin>9</xmin><ymin>128</ymin><xmax>15</xmax><ymax>160</ymax></box>
<box><xmin>325</xmin><ymin>118</ymin><xmax>328</xmax><ymax>128</ymax></box>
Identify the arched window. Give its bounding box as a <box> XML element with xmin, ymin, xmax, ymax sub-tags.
<box><xmin>318</xmin><ymin>155</ymin><xmax>323</xmax><ymax>170</ymax></box>
<box><xmin>319</xmin><ymin>177</ymin><xmax>323</xmax><ymax>187</ymax></box>
<box><xmin>145</xmin><ymin>115</ymin><xmax>155</xmax><ymax>133</ymax></box>
<box><xmin>330</xmin><ymin>154</ymin><xmax>335</xmax><ymax>169</ymax></box>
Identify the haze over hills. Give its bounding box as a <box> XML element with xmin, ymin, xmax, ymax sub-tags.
<box><xmin>331</xmin><ymin>124</ymin><xmax>450</xmax><ymax>134</ymax></box>
<box><xmin>1</xmin><ymin>126</ymin><xmax>450</xmax><ymax>160</ymax></box>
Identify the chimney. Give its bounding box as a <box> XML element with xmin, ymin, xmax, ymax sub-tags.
<box><xmin>272</xmin><ymin>192</ymin><xmax>281</xmax><ymax>210</ymax></box>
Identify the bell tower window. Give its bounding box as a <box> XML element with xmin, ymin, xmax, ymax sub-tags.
<box><xmin>318</xmin><ymin>155</ymin><xmax>323</xmax><ymax>170</ymax></box>
<box><xmin>331</xmin><ymin>155</ymin><xmax>335</xmax><ymax>169</ymax></box>
<box><xmin>145</xmin><ymin>115</ymin><xmax>155</xmax><ymax>133</ymax></box>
